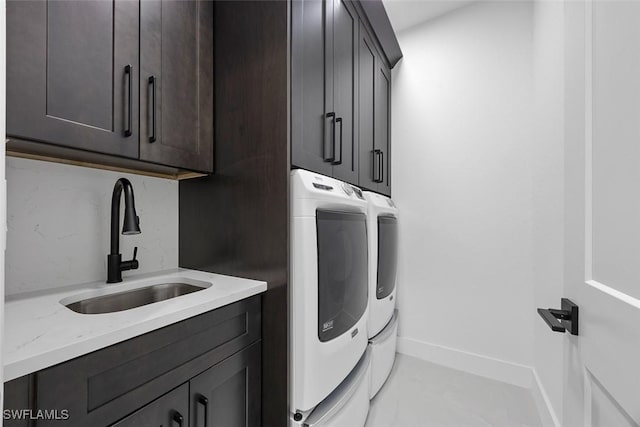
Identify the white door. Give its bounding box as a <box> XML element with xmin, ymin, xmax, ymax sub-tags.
<box><xmin>563</xmin><ymin>0</ymin><xmax>640</xmax><ymax>425</ymax></box>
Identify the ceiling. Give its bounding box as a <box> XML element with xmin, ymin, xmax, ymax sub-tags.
<box><xmin>382</xmin><ymin>0</ymin><xmax>476</xmax><ymax>33</ymax></box>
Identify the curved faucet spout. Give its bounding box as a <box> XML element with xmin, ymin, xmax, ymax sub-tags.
<box><xmin>108</xmin><ymin>178</ymin><xmax>141</xmax><ymax>283</ymax></box>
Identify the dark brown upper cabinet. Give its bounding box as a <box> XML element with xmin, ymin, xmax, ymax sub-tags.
<box><xmin>358</xmin><ymin>24</ymin><xmax>377</xmax><ymax>192</ymax></box>
<box><xmin>293</xmin><ymin>0</ymin><xmax>395</xmax><ymax>195</ymax></box>
<box><xmin>329</xmin><ymin>0</ymin><xmax>359</xmax><ymax>184</ymax></box>
<box><xmin>140</xmin><ymin>0</ymin><xmax>214</xmax><ymax>172</ymax></box>
<box><xmin>375</xmin><ymin>58</ymin><xmax>392</xmax><ymax>196</ymax></box>
<box><xmin>292</xmin><ymin>0</ymin><xmax>359</xmax><ymax>185</ymax></box>
<box><xmin>7</xmin><ymin>0</ymin><xmax>214</xmax><ymax>174</ymax></box>
<box><xmin>357</xmin><ymin>21</ymin><xmax>391</xmax><ymax>196</ymax></box>
<box><xmin>7</xmin><ymin>0</ymin><xmax>140</xmax><ymax>158</ymax></box>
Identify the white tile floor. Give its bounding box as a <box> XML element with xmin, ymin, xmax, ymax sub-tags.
<box><xmin>366</xmin><ymin>354</ymin><xmax>543</xmax><ymax>427</ymax></box>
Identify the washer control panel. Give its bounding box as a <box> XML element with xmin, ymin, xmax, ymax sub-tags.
<box><xmin>352</xmin><ymin>186</ymin><xmax>364</xmax><ymax>200</ymax></box>
<box><xmin>312</xmin><ymin>183</ymin><xmax>334</xmax><ymax>191</ymax></box>
<box><xmin>301</xmin><ymin>170</ymin><xmax>367</xmax><ymax>201</ymax></box>
<box><xmin>341</xmin><ymin>182</ymin><xmax>353</xmax><ymax>196</ymax></box>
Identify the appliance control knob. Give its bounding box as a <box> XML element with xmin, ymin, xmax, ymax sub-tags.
<box><xmin>293</xmin><ymin>413</ymin><xmax>303</xmax><ymax>422</ymax></box>
<box><xmin>341</xmin><ymin>183</ymin><xmax>353</xmax><ymax>195</ymax></box>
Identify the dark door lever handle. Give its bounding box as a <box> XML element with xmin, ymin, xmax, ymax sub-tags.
<box><xmin>537</xmin><ymin>308</ymin><xmax>566</xmax><ymax>332</ymax></box>
<box><xmin>548</xmin><ymin>308</ymin><xmax>569</xmax><ymax>319</ymax></box>
<box><xmin>537</xmin><ymin>298</ymin><xmax>579</xmax><ymax>335</ymax></box>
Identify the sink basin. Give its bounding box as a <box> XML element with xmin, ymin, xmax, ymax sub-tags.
<box><xmin>65</xmin><ymin>282</ymin><xmax>207</xmax><ymax>314</ymax></box>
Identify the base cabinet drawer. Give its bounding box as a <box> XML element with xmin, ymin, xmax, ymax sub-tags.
<box><xmin>112</xmin><ymin>384</ymin><xmax>189</xmax><ymax>427</ymax></box>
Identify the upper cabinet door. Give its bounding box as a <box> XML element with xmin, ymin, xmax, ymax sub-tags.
<box><xmin>330</xmin><ymin>0</ymin><xmax>359</xmax><ymax>185</ymax></box>
<box><xmin>7</xmin><ymin>0</ymin><xmax>139</xmax><ymax>158</ymax></box>
<box><xmin>358</xmin><ymin>24</ymin><xmax>391</xmax><ymax>197</ymax></box>
<box><xmin>291</xmin><ymin>0</ymin><xmax>333</xmax><ymax>177</ymax></box>
<box><xmin>358</xmin><ymin>23</ymin><xmax>379</xmax><ymax>192</ymax></box>
<box><xmin>292</xmin><ymin>0</ymin><xmax>358</xmax><ymax>183</ymax></box>
<box><xmin>140</xmin><ymin>0</ymin><xmax>214</xmax><ymax>173</ymax></box>
<box><xmin>376</xmin><ymin>60</ymin><xmax>391</xmax><ymax>196</ymax></box>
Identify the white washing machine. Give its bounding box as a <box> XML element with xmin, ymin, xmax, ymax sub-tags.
<box><xmin>290</xmin><ymin>169</ymin><xmax>370</xmax><ymax>424</ymax></box>
<box><xmin>364</xmin><ymin>191</ymin><xmax>399</xmax><ymax>399</ymax></box>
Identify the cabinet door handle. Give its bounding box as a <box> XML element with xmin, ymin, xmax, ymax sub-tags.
<box><xmin>148</xmin><ymin>75</ymin><xmax>157</xmax><ymax>143</ymax></box>
<box><xmin>372</xmin><ymin>149</ymin><xmax>378</xmax><ymax>182</ymax></box>
<box><xmin>379</xmin><ymin>150</ymin><xmax>384</xmax><ymax>183</ymax></box>
<box><xmin>325</xmin><ymin>112</ymin><xmax>336</xmax><ymax>162</ymax></box>
<box><xmin>332</xmin><ymin>117</ymin><xmax>343</xmax><ymax>165</ymax></box>
<box><xmin>172</xmin><ymin>411</ymin><xmax>184</xmax><ymax>427</ymax></box>
<box><xmin>197</xmin><ymin>394</ymin><xmax>209</xmax><ymax>427</ymax></box>
<box><xmin>372</xmin><ymin>149</ymin><xmax>381</xmax><ymax>182</ymax></box>
<box><xmin>124</xmin><ymin>65</ymin><xmax>133</xmax><ymax>137</ymax></box>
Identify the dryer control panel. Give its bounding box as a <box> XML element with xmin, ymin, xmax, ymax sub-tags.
<box><xmin>297</xmin><ymin>170</ymin><xmax>365</xmax><ymax>200</ymax></box>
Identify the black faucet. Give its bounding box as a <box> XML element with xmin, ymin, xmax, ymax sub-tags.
<box><xmin>107</xmin><ymin>178</ymin><xmax>141</xmax><ymax>283</ymax></box>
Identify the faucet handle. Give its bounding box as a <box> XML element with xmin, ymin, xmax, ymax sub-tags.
<box><xmin>118</xmin><ymin>246</ymin><xmax>139</xmax><ymax>273</ymax></box>
<box><xmin>124</xmin><ymin>246</ymin><xmax>139</xmax><ymax>271</ymax></box>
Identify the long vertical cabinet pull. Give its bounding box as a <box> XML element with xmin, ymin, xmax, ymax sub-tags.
<box><xmin>172</xmin><ymin>411</ymin><xmax>184</xmax><ymax>427</ymax></box>
<box><xmin>124</xmin><ymin>65</ymin><xmax>133</xmax><ymax>137</ymax></box>
<box><xmin>325</xmin><ymin>112</ymin><xmax>336</xmax><ymax>162</ymax></box>
<box><xmin>197</xmin><ymin>395</ymin><xmax>209</xmax><ymax>427</ymax></box>
<box><xmin>372</xmin><ymin>150</ymin><xmax>378</xmax><ymax>182</ymax></box>
<box><xmin>333</xmin><ymin>117</ymin><xmax>343</xmax><ymax>165</ymax></box>
<box><xmin>148</xmin><ymin>76</ymin><xmax>157</xmax><ymax>143</ymax></box>
<box><xmin>379</xmin><ymin>150</ymin><xmax>384</xmax><ymax>183</ymax></box>
<box><xmin>373</xmin><ymin>149</ymin><xmax>382</xmax><ymax>182</ymax></box>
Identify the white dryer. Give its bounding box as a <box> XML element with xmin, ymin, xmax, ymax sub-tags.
<box><xmin>290</xmin><ymin>169</ymin><xmax>370</xmax><ymax>424</ymax></box>
<box><xmin>364</xmin><ymin>191</ymin><xmax>399</xmax><ymax>399</ymax></box>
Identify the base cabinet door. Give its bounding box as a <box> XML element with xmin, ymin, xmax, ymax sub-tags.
<box><xmin>6</xmin><ymin>0</ymin><xmax>140</xmax><ymax>158</ymax></box>
<box><xmin>190</xmin><ymin>341</ymin><xmax>262</xmax><ymax>427</ymax></box>
<box><xmin>112</xmin><ymin>384</ymin><xmax>189</xmax><ymax>427</ymax></box>
<box><xmin>3</xmin><ymin>376</ymin><xmax>31</xmax><ymax>427</ymax></box>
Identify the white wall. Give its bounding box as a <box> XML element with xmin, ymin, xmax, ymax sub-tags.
<box><xmin>392</xmin><ymin>0</ymin><xmax>535</xmax><ymax>371</ymax></box>
<box><xmin>5</xmin><ymin>158</ymin><xmax>179</xmax><ymax>296</ymax></box>
<box><xmin>391</xmin><ymin>1</ymin><xmax>566</xmax><ymax>422</ymax></box>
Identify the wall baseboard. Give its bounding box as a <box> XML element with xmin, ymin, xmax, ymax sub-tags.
<box><xmin>397</xmin><ymin>337</ymin><xmax>560</xmax><ymax>426</ymax></box>
<box><xmin>397</xmin><ymin>336</ymin><xmax>533</xmax><ymax>387</ymax></box>
<box><xmin>531</xmin><ymin>369</ymin><xmax>562</xmax><ymax>427</ymax></box>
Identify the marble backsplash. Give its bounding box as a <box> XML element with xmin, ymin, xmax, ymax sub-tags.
<box><xmin>6</xmin><ymin>157</ymin><xmax>179</xmax><ymax>296</ymax></box>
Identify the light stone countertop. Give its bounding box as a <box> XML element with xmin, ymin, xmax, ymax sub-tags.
<box><xmin>4</xmin><ymin>268</ymin><xmax>267</xmax><ymax>381</ymax></box>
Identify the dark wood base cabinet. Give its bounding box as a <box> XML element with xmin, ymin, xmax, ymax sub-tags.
<box><xmin>190</xmin><ymin>342</ymin><xmax>261</xmax><ymax>427</ymax></box>
<box><xmin>3</xmin><ymin>296</ymin><xmax>262</xmax><ymax>427</ymax></box>
<box><xmin>112</xmin><ymin>383</ymin><xmax>190</xmax><ymax>427</ymax></box>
